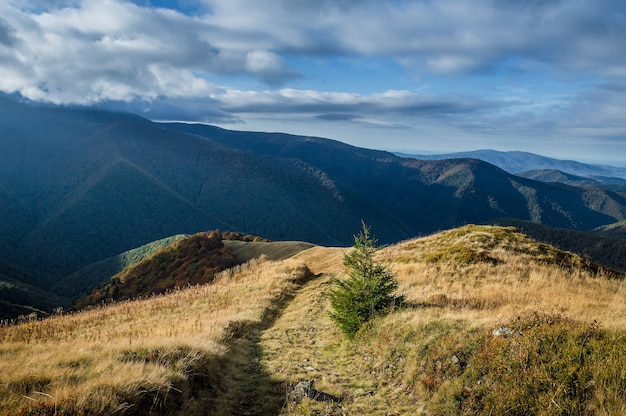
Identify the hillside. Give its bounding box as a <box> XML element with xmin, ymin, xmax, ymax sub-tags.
<box><xmin>72</xmin><ymin>231</ymin><xmax>315</xmax><ymax>310</ymax></box>
<box><xmin>0</xmin><ymin>97</ymin><xmax>407</xmax><ymax>288</ymax></box>
<box><xmin>74</xmin><ymin>231</ymin><xmax>238</xmax><ymax>309</ymax></box>
<box><xmin>2</xmin><ymin>97</ymin><xmax>626</xmax><ymax>314</ymax></box>
<box><xmin>0</xmin><ymin>262</ymin><xmax>67</xmax><ymax>321</ymax></box>
<box><xmin>0</xmin><ymin>256</ymin><xmax>315</xmax><ymax>415</ymax></box>
<box><xmin>517</xmin><ymin>169</ymin><xmax>602</xmax><ymax>187</ymax></box>
<box><xmin>3</xmin><ymin>225</ymin><xmax>626</xmax><ymax>415</ymax></box>
<box><xmin>594</xmin><ymin>220</ymin><xmax>626</xmax><ymax>240</ymax></box>
<box><xmin>489</xmin><ymin>218</ymin><xmax>626</xmax><ymax>273</ymax></box>
<box><xmin>164</xmin><ymin>122</ymin><xmax>626</xmax><ymax>233</ymax></box>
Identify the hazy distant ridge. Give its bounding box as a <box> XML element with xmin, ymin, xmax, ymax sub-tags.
<box><xmin>397</xmin><ymin>149</ymin><xmax>626</xmax><ymax>179</ymax></box>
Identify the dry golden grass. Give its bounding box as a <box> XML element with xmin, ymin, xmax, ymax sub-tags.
<box><xmin>224</xmin><ymin>240</ymin><xmax>317</xmax><ymax>263</ymax></box>
<box><xmin>3</xmin><ymin>225</ymin><xmax>626</xmax><ymax>415</ymax></box>
<box><xmin>290</xmin><ymin>246</ymin><xmax>347</xmax><ymax>275</ymax></box>
<box><xmin>0</xmin><ymin>256</ymin><xmax>311</xmax><ymax>415</ymax></box>
<box><xmin>256</xmin><ymin>225</ymin><xmax>626</xmax><ymax>415</ymax></box>
<box><xmin>383</xmin><ymin>225</ymin><xmax>626</xmax><ymax>329</ymax></box>
<box><xmin>259</xmin><ymin>272</ymin><xmax>427</xmax><ymax>415</ymax></box>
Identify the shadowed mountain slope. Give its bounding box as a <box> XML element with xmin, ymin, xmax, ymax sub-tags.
<box><xmin>0</xmin><ymin>261</ymin><xmax>67</xmax><ymax>320</ymax></box>
<box><xmin>1</xmin><ymin>99</ymin><xmax>402</xmax><ymax>287</ymax></box>
<box><xmin>164</xmin><ymin>123</ymin><xmax>626</xmax><ymax>232</ymax></box>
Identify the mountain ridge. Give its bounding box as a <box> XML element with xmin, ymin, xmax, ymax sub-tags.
<box><xmin>396</xmin><ymin>149</ymin><xmax>626</xmax><ymax>179</ymax></box>
<box><xmin>517</xmin><ymin>168</ymin><xmax>626</xmax><ymax>193</ymax></box>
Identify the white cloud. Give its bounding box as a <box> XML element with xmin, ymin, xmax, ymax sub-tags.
<box><xmin>4</xmin><ymin>0</ymin><xmax>626</xmax><ymax>102</ymax></box>
<box><xmin>0</xmin><ymin>0</ymin><xmax>300</xmax><ymax>104</ymax></box>
<box><xmin>1</xmin><ymin>0</ymin><xmax>626</xmax><ymax>161</ymax></box>
<box><xmin>194</xmin><ymin>0</ymin><xmax>626</xmax><ymax>77</ymax></box>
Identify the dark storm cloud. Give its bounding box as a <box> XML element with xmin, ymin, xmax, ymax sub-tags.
<box><xmin>0</xmin><ymin>18</ymin><xmax>17</xmax><ymax>46</ymax></box>
<box><xmin>219</xmin><ymin>89</ymin><xmax>495</xmax><ymax>124</ymax></box>
<box><xmin>316</xmin><ymin>113</ymin><xmax>362</xmax><ymax>121</ymax></box>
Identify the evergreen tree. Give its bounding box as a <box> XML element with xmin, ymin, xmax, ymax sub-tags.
<box><xmin>328</xmin><ymin>222</ymin><xmax>405</xmax><ymax>338</ymax></box>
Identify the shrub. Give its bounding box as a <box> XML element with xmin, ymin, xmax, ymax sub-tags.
<box><xmin>328</xmin><ymin>222</ymin><xmax>404</xmax><ymax>338</ymax></box>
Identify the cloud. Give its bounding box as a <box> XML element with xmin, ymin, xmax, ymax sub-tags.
<box><xmin>0</xmin><ymin>0</ymin><xmax>301</xmax><ymax>104</ymax></box>
<box><xmin>98</xmin><ymin>96</ymin><xmax>242</xmax><ymax>124</ymax></box>
<box><xmin>213</xmin><ymin>88</ymin><xmax>495</xmax><ymax>130</ymax></box>
<box><xmin>193</xmin><ymin>0</ymin><xmax>626</xmax><ymax>77</ymax></box>
<box><xmin>4</xmin><ymin>0</ymin><xmax>626</xmax><ymax>101</ymax></box>
<box><xmin>0</xmin><ymin>18</ymin><xmax>17</xmax><ymax>46</ymax></box>
<box><xmin>316</xmin><ymin>113</ymin><xmax>362</xmax><ymax>121</ymax></box>
<box><xmin>1</xmin><ymin>0</ymin><xmax>626</xmax><ymax>160</ymax></box>
<box><xmin>244</xmin><ymin>50</ymin><xmax>301</xmax><ymax>86</ymax></box>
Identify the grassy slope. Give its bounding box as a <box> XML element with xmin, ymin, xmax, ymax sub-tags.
<box><xmin>3</xmin><ymin>225</ymin><xmax>626</xmax><ymax>415</ymax></box>
<box><xmin>224</xmin><ymin>240</ymin><xmax>317</xmax><ymax>263</ymax></box>
<box><xmin>490</xmin><ymin>218</ymin><xmax>626</xmax><ymax>273</ymax></box>
<box><xmin>0</xmin><ymin>257</ymin><xmax>314</xmax><ymax>415</ymax></box>
<box><xmin>595</xmin><ymin>220</ymin><xmax>626</xmax><ymax>239</ymax></box>
<box><xmin>73</xmin><ymin>231</ymin><xmax>238</xmax><ymax>309</ymax></box>
<box><xmin>258</xmin><ymin>225</ymin><xmax>626</xmax><ymax>415</ymax></box>
<box><xmin>73</xmin><ymin>234</ymin><xmax>316</xmax><ymax>310</ymax></box>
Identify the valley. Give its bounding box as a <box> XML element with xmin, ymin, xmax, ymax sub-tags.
<box><xmin>2</xmin><ymin>98</ymin><xmax>626</xmax><ymax>319</ymax></box>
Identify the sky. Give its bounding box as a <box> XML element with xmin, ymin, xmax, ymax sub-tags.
<box><xmin>1</xmin><ymin>1</ymin><xmax>626</xmax><ymax>165</ymax></box>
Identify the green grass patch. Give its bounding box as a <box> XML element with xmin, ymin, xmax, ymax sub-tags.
<box><xmin>422</xmin><ymin>245</ymin><xmax>500</xmax><ymax>265</ymax></box>
<box><xmin>350</xmin><ymin>311</ymin><xmax>626</xmax><ymax>415</ymax></box>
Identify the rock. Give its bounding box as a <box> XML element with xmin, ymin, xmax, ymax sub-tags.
<box><xmin>290</xmin><ymin>380</ymin><xmax>313</xmax><ymax>403</ymax></box>
<box><xmin>296</xmin><ymin>364</ymin><xmax>318</xmax><ymax>371</ymax></box>
<box><xmin>492</xmin><ymin>327</ymin><xmax>521</xmax><ymax>337</ymax></box>
<box><xmin>289</xmin><ymin>380</ymin><xmax>341</xmax><ymax>404</ymax></box>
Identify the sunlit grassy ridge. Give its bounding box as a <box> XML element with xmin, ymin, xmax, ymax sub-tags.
<box><xmin>248</xmin><ymin>225</ymin><xmax>626</xmax><ymax>415</ymax></box>
<box><xmin>337</xmin><ymin>225</ymin><xmax>626</xmax><ymax>414</ymax></box>
<box><xmin>0</xmin><ymin>257</ymin><xmax>312</xmax><ymax>415</ymax></box>
<box><xmin>386</xmin><ymin>225</ymin><xmax>625</xmax><ymax>327</ymax></box>
<box><xmin>2</xmin><ymin>225</ymin><xmax>626</xmax><ymax>415</ymax></box>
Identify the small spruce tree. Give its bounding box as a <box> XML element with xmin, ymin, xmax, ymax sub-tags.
<box><xmin>328</xmin><ymin>222</ymin><xmax>405</xmax><ymax>338</ymax></box>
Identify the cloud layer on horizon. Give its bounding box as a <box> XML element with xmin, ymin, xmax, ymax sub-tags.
<box><xmin>1</xmin><ymin>0</ymin><xmax>626</xmax><ymax>161</ymax></box>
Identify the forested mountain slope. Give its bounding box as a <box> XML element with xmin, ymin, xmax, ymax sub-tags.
<box><xmin>1</xmin><ymin>97</ymin><xmax>625</xmax><ymax>308</ymax></box>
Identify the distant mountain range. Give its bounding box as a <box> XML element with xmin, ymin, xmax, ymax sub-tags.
<box><xmin>2</xmin><ymin>96</ymin><xmax>626</xmax><ymax>317</ymax></box>
<box><xmin>515</xmin><ymin>169</ymin><xmax>626</xmax><ymax>193</ymax></box>
<box><xmin>397</xmin><ymin>149</ymin><xmax>626</xmax><ymax>180</ymax></box>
